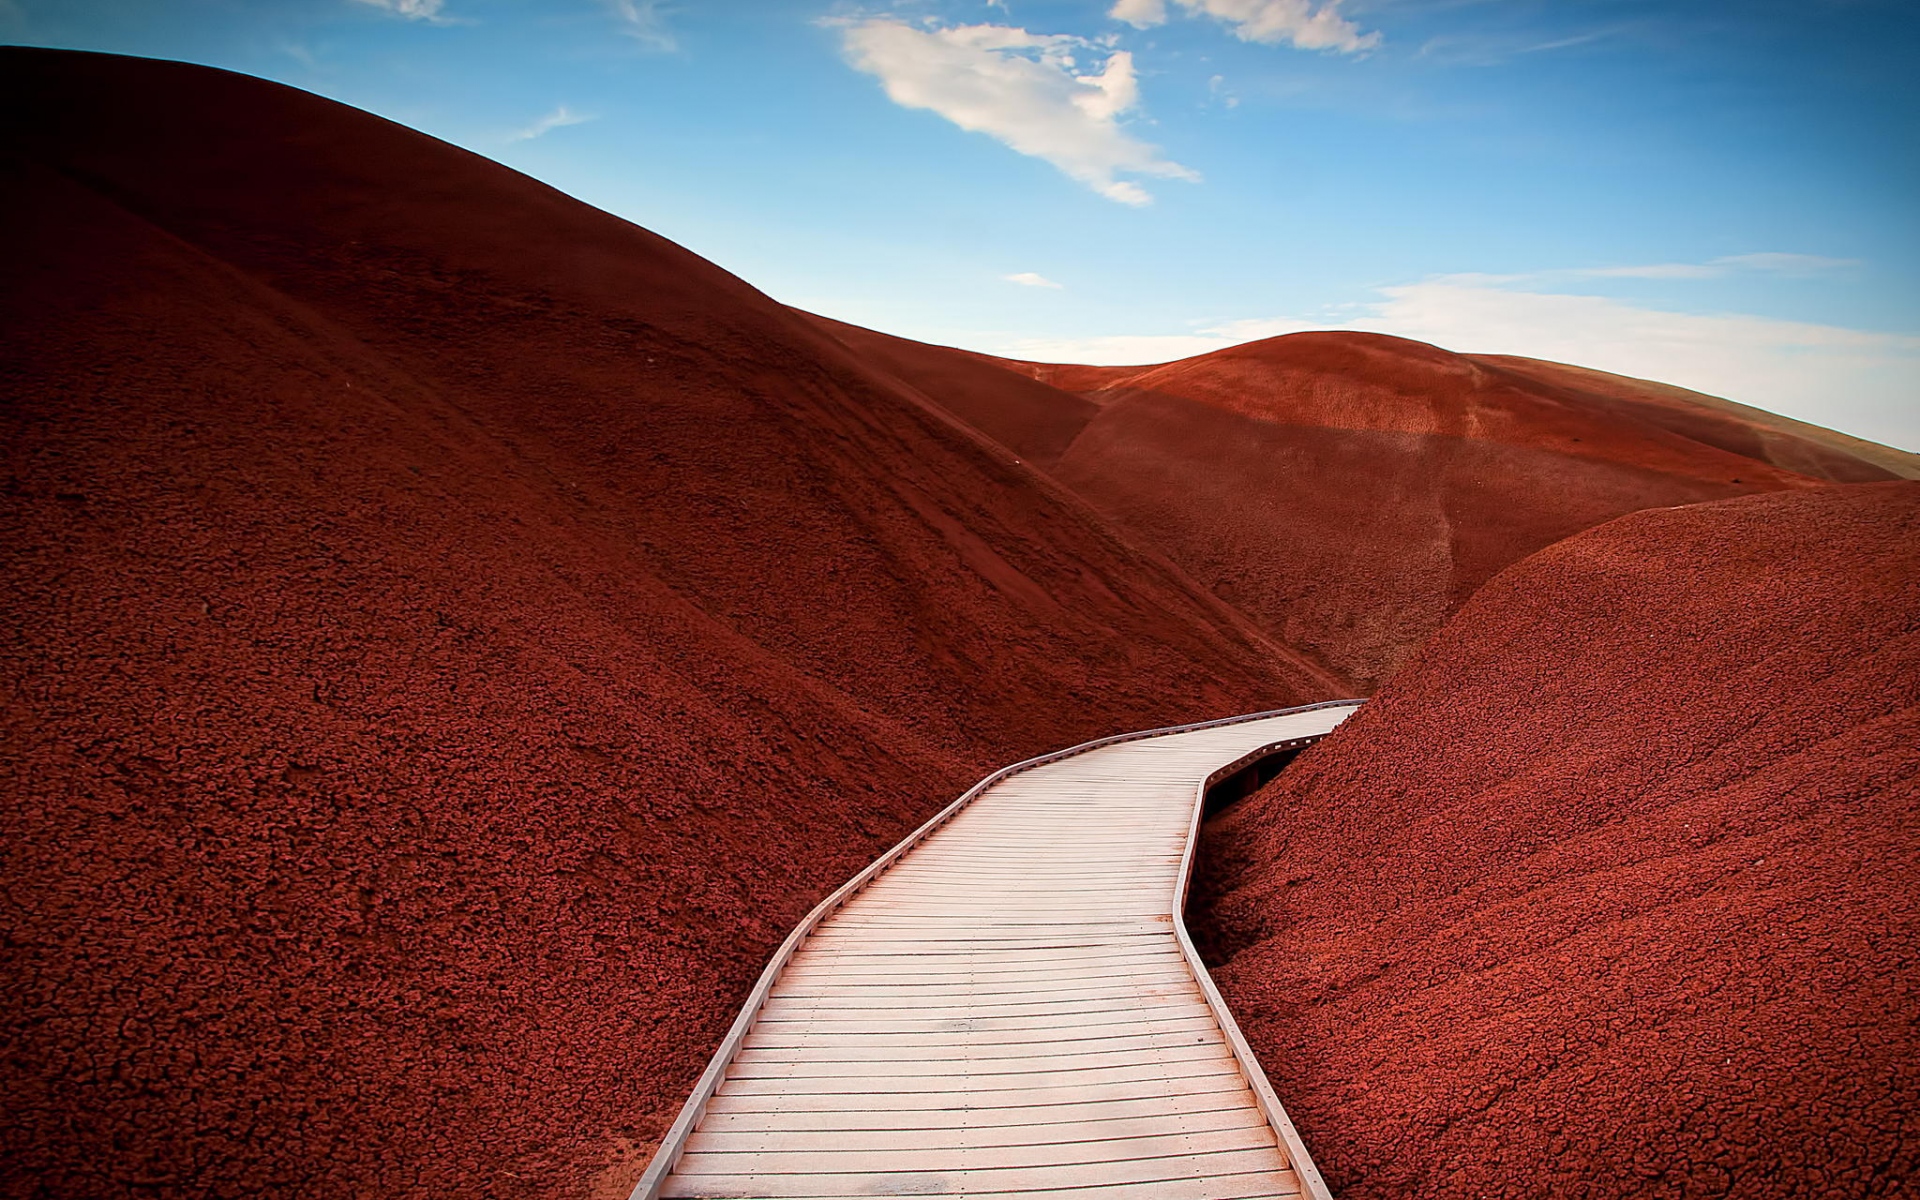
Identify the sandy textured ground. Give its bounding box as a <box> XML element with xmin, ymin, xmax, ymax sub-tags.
<box><xmin>7</xmin><ymin>43</ymin><xmax>1916</xmax><ymax>1200</ymax></box>
<box><xmin>1192</xmin><ymin>483</ymin><xmax>1920</xmax><ymax>1199</ymax></box>
<box><xmin>0</xmin><ymin>48</ymin><xmax>1327</xmax><ymax>1199</ymax></box>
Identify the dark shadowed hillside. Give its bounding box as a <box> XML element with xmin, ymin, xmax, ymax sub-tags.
<box><xmin>1191</xmin><ymin>482</ymin><xmax>1920</xmax><ymax>1200</ymax></box>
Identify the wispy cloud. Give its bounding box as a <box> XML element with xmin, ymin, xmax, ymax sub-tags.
<box><xmin>606</xmin><ymin>0</ymin><xmax>675</xmax><ymax>50</ymax></box>
<box><xmin>986</xmin><ymin>279</ymin><xmax>1919</xmax><ymax>450</ymax></box>
<box><xmin>1111</xmin><ymin>0</ymin><xmax>1378</xmax><ymax>53</ymax></box>
<box><xmin>1004</xmin><ymin>272</ymin><xmax>1065</xmax><ymax>289</ymax></box>
<box><xmin>1416</xmin><ymin>27</ymin><xmax>1617</xmax><ymax>67</ymax></box>
<box><xmin>836</xmin><ymin>19</ymin><xmax>1197</xmax><ymax>206</ymax></box>
<box><xmin>1714</xmin><ymin>252</ymin><xmax>1859</xmax><ymax>276</ymax></box>
<box><xmin>350</xmin><ymin>0</ymin><xmax>447</xmax><ymax>22</ymax></box>
<box><xmin>509</xmin><ymin>105</ymin><xmax>594</xmax><ymax>142</ymax></box>
<box><xmin>1573</xmin><ymin>253</ymin><xmax>1860</xmax><ymax>281</ymax></box>
<box><xmin>1577</xmin><ymin>263</ymin><xmax>1723</xmax><ymax>280</ymax></box>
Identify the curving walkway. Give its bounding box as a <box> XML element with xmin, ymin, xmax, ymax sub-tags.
<box><xmin>636</xmin><ymin>701</ymin><xmax>1362</xmax><ymax>1199</ymax></box>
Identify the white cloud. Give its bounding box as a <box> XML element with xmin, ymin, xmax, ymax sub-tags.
<box><xmin>1110</xmin><ymin>0</ymin><xmax>1377</xmax><ymax>52</ymax></box>
<box><xmin>508</xmin><ymin>105</ymin><xmax>593</xmax><ymax>142</ymax></box>
<box><xmin>350</xmin><ymin>0</ymin><xmax>446</xmax><ymax>20</ymax></box>
<box><xmin>606</xmin><ymin>0</ymin><xmax>675</xmax><ymax>50</ymax></box>
<box><xmin>984</xmin><ymin>280</ymin><xmax>1919</xmax><ymax>450</ymax></box>
<box><xmin>1173</xmin><ymin>0</ymin><xmax>1377</xmax><ymax>53</ymax></box>
<box><xmin>1109</xmin><ymin>0</ymin><xmax>1168</xmax><ymax>29</ymax></box>
<box><xmin>837</xmin><ymin>19</ymin><xmax>1198</xmax><ymax>205</ymax></box>
<box><xmin>1005</xmin><ymin>272</ymin><xmax>1066</xmax><ymax>289</ymax></box>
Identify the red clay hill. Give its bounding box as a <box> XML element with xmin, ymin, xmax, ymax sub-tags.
<box><xmin>1191</xmin><ymin>482</ymin><xmax>1920</xmax><ymax>1199</ymax></box>
<box><xmin>5</xmin><ymin>45</ymin><xmax>1916</xmax><ymax>1200</ymax></box>
<box><xmin>809</xmin><ymin>317</ymin><xmax>1913</xmax><ymax>690</ymax></box>
<box><xmin>0</xmin><ymin>47</ymin><xmax>1331</xmax><ymax>1199</ymax></box>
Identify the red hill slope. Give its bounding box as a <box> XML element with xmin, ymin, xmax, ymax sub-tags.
<box><xmin>1474</xmin><ymin>354</ymin><xmax>1920</xmax><ymax>484</ymax></box>
<box><xmin>811</xmin><ymin>320</ymin><xmax>1913</xmax><ymax>692</ymax></box>
<box><xmin>1192</xmin><ymin>482</ymin><xmax>1920</xmax><ymax>1199</ymax></box>
<box><xmin>0</xmin><ymin>49</ymin><xmax>1334</xmax><ymax>1199</ymax></box>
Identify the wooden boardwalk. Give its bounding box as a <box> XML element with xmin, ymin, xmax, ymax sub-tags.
<box><xmin>637</xmin><ymin>701</ymin><xmax>1362</xmax><ymax>1199</ymax></box>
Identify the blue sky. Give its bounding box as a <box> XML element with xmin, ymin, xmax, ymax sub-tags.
<box><xmin>8</xmin><ymin>0</ymin><xmax>1917</xmax><ymax>448</ymax></box>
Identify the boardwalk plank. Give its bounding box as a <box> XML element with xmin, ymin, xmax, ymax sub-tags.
<box><xmin>660</xmin><ymin>1146</ymin><xmax>1293</xmax><ymax>1194</ymax></box>
<box><xmin>641</xmin><ymin>705</ymin><xmax>1356</xmax><ymax>1199</ymax></box>
<box><xmin>684</xmin><ymin>1106</ymin><xmax>1266</xmax><ymax>1152</ymax></box>
<box><xmin>672</xmin><ymin>1124</ymin><xmax>1276</xmax><ymax>1174</ymax></box>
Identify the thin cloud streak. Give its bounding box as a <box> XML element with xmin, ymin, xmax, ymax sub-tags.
<box><xmin>509</xmin><ymin>105</ymin><xmax>594</xmax><ymax>142</ymax></box>
<box><xmin>350</xmin><ymin>0</ymin><xmax>447</xmax><ymax>22</ymax></box>
<box><xmin>1715</xmin><ymin>252</ymin><xmax>1860</xmax><ymax>275</ymax></box>
<box><xmin>1416</xmin><ymin>26</ymin><xmax>1619</xmax><ymax>67</ymax></box>
<box><xmin>1578</xmin><ymin>263</ymin><xmax>1723</xmax><ymax>280</ymax></box>
<box><xmin>1004</xmin><ymin>272</ymin><xmax>1065</xmax><ymax>289</ymax></box>
<box><xmin>1573</xmin><ymin>253</ymin><xmax>1860</xmax><ymax>281</ymax></box>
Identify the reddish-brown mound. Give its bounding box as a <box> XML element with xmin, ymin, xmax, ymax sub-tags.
<box><xmin>1191</xmin><ymin>482</ymin><xmax>1920</xmax><ymax>1199</ymax></box>
<box><xmin>806</xmin><ymin>313</ymin><xmax>1100</xmax><ymax>464</ymax></box>
<box><xmin>813</xmin><ymin>322</ymin><xmax>1909</xmax><ymax>692</ymax></box>
<box><xmin>0</xmin><ymin>49</ymin><xmax>1335</xmax><ymax>1200</ymax></box>
<box><xmin>1473</xmin><ymin>355</ymin><xmax>1920</xmax><ymax>484</ymax></box>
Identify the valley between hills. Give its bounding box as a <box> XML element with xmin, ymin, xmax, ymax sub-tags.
<box><xmin>3</xmin><ymin>47</ymin><xmax>1915</xmax><ymax>1200</ymax></box>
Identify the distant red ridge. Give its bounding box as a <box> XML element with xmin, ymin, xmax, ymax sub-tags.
<box><xmin>1192</xmin><ymin>482</ymin><xmax>1920</xmax><ymax>1199</ymax></box>
<box><xmin>804</xmin><ymin>322</ymin><xmax>1908</xmax><ymax>692</ymax></box>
